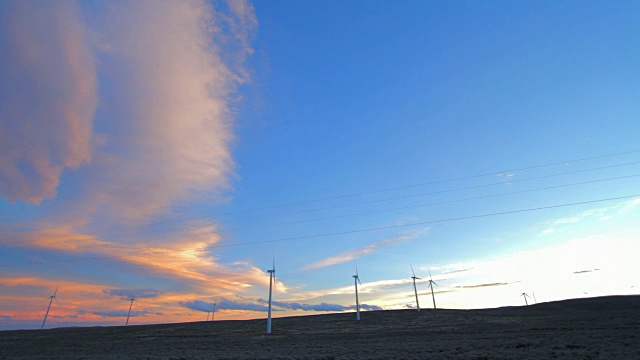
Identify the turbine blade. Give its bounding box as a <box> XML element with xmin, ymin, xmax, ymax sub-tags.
<box><xmin>428</xmin><ymin>268</ymin><xmax>433</xmax><ymax>280</ymax></box>
<box><xmin>355</xmin><ymin>260</ymin><xmax>359</xmax><ymax>277</ymax></box>
<box><xmin>53</xmin><ymin>286</ymin><xmax>59</xmax><ymax>297</ymax></box>
<box><xmin>410</xmin><ymin>264</ymin><xmax>416</xmax><ymax>277</ymax></box>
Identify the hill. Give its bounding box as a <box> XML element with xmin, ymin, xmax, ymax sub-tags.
<box><xmin>1</xmin><ymin>295</ymin><xmax>639</xmax><ymax>359</ymax></box>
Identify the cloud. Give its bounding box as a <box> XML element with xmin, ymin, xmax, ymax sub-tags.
<box><xmin>181</xmin><ymin>298</ymin><xmax>267</xmax><ymax>312</ymax></box>
<box><xmin>573</xmin><ymin>269</ymin><xmax>600</xmax><ymax>275</ymax></box>
<box><xmin>268</xmin><ymin>300</ymin><xmax>381</xmax><ymax>312</ymax></box>
<box><xmin>80</xmin><ymin>309</ymin><xmax>162</xmax><ymax>318</ymax></box>
<box><xmin>78</xmin><ymin>0</ymin><xmax>257</xmax><ymax>221</ymax></box>
<box><xmin>541</xmin><ymin>200</ymin><xmax>635</xmax><ymax>234</ymax></box>
<box><xmin>456</xmin><ymin>282</ymin><xmax>512</xmax><ymax>289</ymax></box>
<box><xmin>180</xmin><ymin>298</ymin><xmax>381</xmax><ymax>313</ymax></box>
<box><xmin>104</xmin><ymin>288</ymin><xmax>162</xmax><ymax>300</ymax></box>
<box><xmin>0</xmin><ymin>0</ymin><xmax>97</xmax><ymax>204</ymax></box>
<box><xmin>0</xmin><ymin>0</ymin><xmax>257</xmax><ymax>221</ymax></box>
<box><xmin>302</xmin><ymin>230</ymin><xmax>427</xmax><ymax>271</ymax></box>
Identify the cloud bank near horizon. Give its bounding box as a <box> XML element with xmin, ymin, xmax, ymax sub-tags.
<box><xmin>180</xmin><ymin>298</ymin><xmax>382</xmax><ymax>313</ymax></box>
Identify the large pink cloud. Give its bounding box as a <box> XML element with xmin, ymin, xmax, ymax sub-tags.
<box><xmin>0</xmin><ymin>0</ymin><xmax>97</xmax><ymax>204</ymax></box>
<box><xmin>83</xmin><ymin>0</ymin><xmax>257</xmax><ymax>220</ymax></box>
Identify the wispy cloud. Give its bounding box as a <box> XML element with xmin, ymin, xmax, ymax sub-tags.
<box><xmin>302</xmin><ymin>230</ymin><xmax>427</xmax><ymax>271</ymax></box>
<box><xmin>456</xmin><ymin>282</ymin><xmax>513</xmax><ymax>289</ymax></box>
<box><xmin>573</xmin><ymin>269</ymin><xmax>599</xmax><ymax>275</ymax></box>
<box><xmin>78</xmin><ymin>309</ymin><xmax>163</xmax><ymax>318</ymax></box>
<box><xmin>541</xmin><ymin>199</ymin><xmax>638</xmax><ymax>235</ymax></box>
<box><xmin>104</xmin><ymin>288</ymin><xmax>162</xmax><ymax>299</ymax></box>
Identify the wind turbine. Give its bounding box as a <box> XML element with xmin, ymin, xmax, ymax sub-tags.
<box><xmin>353</xmin><ymin>263</ymin><xmax>362</xmax><ymax>320</ymax></box>
<box><xmin>211</xmin><ymin>302</ymin><xmax>216</xmax><ymax>321</ymax></box>
<box><xmin>521</xmin><ymin>292</ymin><xmax>530</xmax><ymax>306</ymax></box>
<box><xmin>41</xmin><ymin>286</ymin><xmax>58</xmax><ymax>330</ymax></box>
<box><xmin>410</xmin><ymin>264</ymin><xmax>420</xmax><ymax>311</ymax></box>
<box><xmin>266</xmin><ymin>257</ymin><xmax>275</xmax><ymax>334</ymax></box>
<box><xmin>427</xmin><ymin>269</ymin><xmax>438</xmax><ymax>309</ymax></box>
<box><xmin>125</xmin><ymin>297</ymin><xmax>135</xmax><ymax>326</ymax></box>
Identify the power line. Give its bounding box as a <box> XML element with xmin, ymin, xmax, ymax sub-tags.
<box><xmin>211</xmin><ymin>161</ymin><xmax>640</xmax><ymax>226</ymax></box>
<box><xmin>222</xmin><ymin>174</ymin><xmax>640</xmax><ymax>232</ymax></box>
<box><xmin>88</xmin><ymin>173</ymin><xmax>640</xmax><ymax>244</ymax></box>
<box><xmin>211</xmin><ymin>194</ymin><xmax>639</xmax><ymax>248</ymax></box>
<box><xmin>85</xmin><ymin>149</ymin><xmax>639</xmax><ymax>235</ymax></box>
<box><xmin>6</xmin><ymin>194</ymin><xmax>638</xmax><ymax>268</ymax></box>
<box><xmin>80</xmin><ymin>161</ymin><xmax>639</xmax><ymax>241</ymax></box>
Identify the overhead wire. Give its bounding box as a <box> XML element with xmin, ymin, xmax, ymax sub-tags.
<box><xmin>67</xmin><ymin>161</ymin><xmax>640</xmax><ymax>242</ymax></box>
<box><xmin>5</xmin><ymin>194</ymin><xmax>639</xmax><ymax>268</ymax></box>
<box><xmin>84</xmin><ymin>149</ymin><xmax>640</xmax><ymax>235</ymax></box>
<box><xmin>70</xmin><ymin>172</ymin><xmax>640</xmax><ymax>245</ymax></box>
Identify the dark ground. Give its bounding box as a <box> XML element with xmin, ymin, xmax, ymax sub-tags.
<box><xmin>1</xmin><ymin>295</ymin><xmax>639</xmax><ymax>359</ymax></box>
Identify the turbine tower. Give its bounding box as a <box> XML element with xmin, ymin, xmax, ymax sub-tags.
<box><xmin>410</xmin><ymin>264</ymin><xmax>421</xmax><ymax>311</ymax></box>
<box><xmin>427</xmin><ymin>269</ymin><xmax>438</xmax><ymax>309</ymax></box>
<box><xmin>41</xmin><ymin>286</ymin><xmax>58</xmax><ymax>330</ymax></box>
<box><xmin>353</xmin><ymin>264</ymin><xmax>362</xmax><ymax>320</ymax></box>
<box><xmin>266</xmin><ymin>258</ymin><xmax>275</xmax><ymax>334</ymax></box>
<box><xmin>521</xmin><ymin>292</ymin><xmax>530</xmax><ymax>306</ymax></box>
<box><xmin>125</xmin><ymin>297</ymin><xmax>135</xmax><ymax>326</ymax></box>
<box><xmin>211</xmin><ymin>303</ymin><xmax>216</xmax><ymax>321</ymax></box>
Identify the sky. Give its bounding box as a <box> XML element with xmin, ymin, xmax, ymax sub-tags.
<box><xmin>0</xmin><ymin>0</ymin><xmax>639</xmax><ymax>330</ymax></box>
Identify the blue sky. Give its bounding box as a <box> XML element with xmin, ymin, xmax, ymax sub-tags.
<box><xmin>0</xmin><ymin>0</ymin><xmax>638</xmax><ymax>330</ymax></box>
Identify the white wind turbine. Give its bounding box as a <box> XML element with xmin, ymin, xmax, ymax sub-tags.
<box><xmin>353</xmin><ymin>263</ymin><xmax>362</xmax><ymax>320</ymax></box>
<box><xmin>410</xmin><ymin>264</ymin><xmax>421</xmax><ymax>311</ymax></box>
<box><xmin>521</xmin><ymin>292</ymin><xmax>530</xmax><ymax>306</ymax></box>
<box><xmin>41</xmin><ymin>286</ymin><xmax>58</xmax><ymax>330</ymax></box>
<box><xmin>125</xmin><ymin>297</ymin><xmax>135</xmax><ymax>326</ymax></box>
<box><xmin>266</xmin><ymin>257</ymin><xmax>276</xmax><ymax>334</ymax></box>
<box><xmin>427</xmin><ymin>269</ymin><xmax>438</xmax><ymax>310</ymax></box>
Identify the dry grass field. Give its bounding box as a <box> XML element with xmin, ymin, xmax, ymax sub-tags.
<box><xmin>1</xmin><ymin>295</ymin><xmax>638</xmax><ymax>359</ymax></box>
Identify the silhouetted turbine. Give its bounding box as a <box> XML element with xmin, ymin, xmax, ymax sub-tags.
<box><xmin>427</xmin><ymin>269</ymin><xmax>438</xmax><ymax>309</ymax></box>
<box><xmin>125</xmin><ymin>297</ymin><xmax>135</xmax><ymax>326</ymax></box>
<box><xmin>266</xmin><ymin>257</ymin><xmax>275</xmax><ymax>333</ymax></box>
<box><xmin>353</xmin><ymin>262</ymin><xmax>362</xmax><ymax>320</ymax></box>
<box><xmin>41</xmin><ymin>286</ymin><xmax>58</xmax><ymax>330</ymax></box>
<box><xmin>521</xmin><ymin>292</ymin><xmax>530</xmax><ymax>306</ymax></box>
<box><xmin>410</xmin><ymin>264</ymin><xmax>421</xmax><ymax>311</ymax></box>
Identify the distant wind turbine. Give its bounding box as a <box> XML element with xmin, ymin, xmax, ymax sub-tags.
<box><xmin>125</xmin><ymin>297</ymin><xmax>135</xmax><ymax>326</ymax></box>
<box><xmin>410</xmin><ymin>264</ymin><xmax>421</xmax><ymax>311</ymax></box>
<box><xmin>211</xmin><ymin>303</ymin><xmax>216</xmax><ymax>321</ymax></box>
<box><xmin>427</xmin><ymin>269</ymin><xmax>438</xmax><ymax>309</ymax></box>
<box><xmin>521</xmin><ymin>292</ymin><xmax>530</xmax><ymax>306</ymax></box>
<box><xmin>353</xmin><ymin>262</ymin><xmax>362</xmax><ymax>320</ymax></box>
<box><xmin>532</xmin><ymin>291</ymin><xmax>537</xmax><ymax>304</ymax></box>
<box><xmin>266</xmin><ymin>257</ymin><xmax>276</xmax><ymax>334</ymax></box>
<box><xmin>41</xmin><ymin>286</ymin><xmax>58</xmax><ymax>330</ymax></box>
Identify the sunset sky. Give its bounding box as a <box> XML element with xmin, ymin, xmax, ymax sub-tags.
<box><xmin>1</xmin><ymin>0</ymin><xmax>639</xmax><ymax>330</ymax></box>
